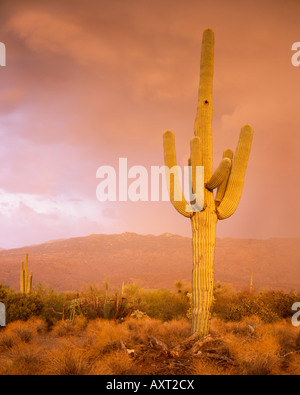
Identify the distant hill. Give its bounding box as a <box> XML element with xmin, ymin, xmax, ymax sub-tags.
<box><xmin>0</xmin><ymin>233</ymin><xmax>299</xmax><ymax>292</ymax></box>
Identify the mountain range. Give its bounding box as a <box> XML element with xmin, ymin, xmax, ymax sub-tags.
<box><xmin>0</xmin><ymin>233</ymin><xmax>299</xmax><ymax>292</ymax></box>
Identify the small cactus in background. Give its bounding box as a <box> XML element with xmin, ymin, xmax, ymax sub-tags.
<box><xmin>20</xmin><ymin>253</ymin><xmax>33</xmax><ymax>294</ymax></box>
<box><xmin>104</xmin><ymin>280</ymin><xmax>109</xmax><ymax>301</ymax></box>
<box><xmin>163</xmin><ymin>28</ymin><xmax>253</xmax><ymax>337</ymax></box>
<box><xmin>250</xmin><ymin>271</ymin><xmax>254</xmax><ymax>293</ymax></box>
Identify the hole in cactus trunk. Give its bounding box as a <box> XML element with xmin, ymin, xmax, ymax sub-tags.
<box><xmin>204</xmin><ymin>100</ymin><xmax>209</xmax><ymax>105</ymax></box>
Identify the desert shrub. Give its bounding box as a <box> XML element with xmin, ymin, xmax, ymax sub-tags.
<box><xmin>27</xmin><ymin>318</ymin><xmax>48</xmax><ymax>335</ymax></box>
<box><xmin>212</xmin><ymin>285</ymin><xmax>300</xmax><ymax>323</ymax></box>
<box><xmin>123</xmin><ymin>283</ymin><xmax>191</xmax><ymax>321</ymax></box>
<box><xmin>225</xmin><ymin>330</ymin><xmax>281</xmax><ymax>375</ymax></box>
<box><xmin>32</xmin><ymin>285</ymin><xmax>69</xmax><ymax>325</ymax></box>
<box><xmin>138</xmin><ymin>288</ymin><xmax>190</xmax><ymax>321</ymax></box>
<box><xmin>223</xmin><ymin>301</ymin><xmax>279</xmax><ymax>323</ymax></box>
<box><xmin>79</xmin><ymin>284</ymin><xmax>105</xmax><ymax>299</ymax></box>
<box><xmin>286</xmin><ymin>353</ymin><xmax>300</xmax><ymax>375</ymax></box>
<box><xmin>0</xmin><ymin>319</ymin><xmax>45</xmax><ymax>353</ymax></box>
<box><xmin>0</xmin><ymin>343</ymin><xmax>45</xmax><ymax>375</ymax></box>
<box><xmin>0</xmin><ymin>284</ymin><xmax>11</xmax><ymax>300</ymax></box>
<box><xmin>45</xmin><ymin>343</ymin><xmax>91</xmax><ymax>375</ymax></box>
<box><xmin>60</xmin><ymin>294</ymin><xmax>137</xmax><ymax>322</ymax></box>
<box><xmin>51</xmin><ymin>320</ymin><xmax>76</xmax><ymax>337</ymax></box>
<box><xmin>0</xmin><ymin>284</ymin><xmax>66</xmax><ymax>325</ymax></box>
<box><xmin>0</xmin><ymin>331</ymin><xmax>17</xmax><ymax>351</ymax></box>
<box><xmin>0</xmin><ymin>315</ymin><xmax>298</xmax><ymax>375</ymax></box>
<box><xmin>263</xmin><ymin>320</ymin><xmax>300</xmax><ymax>353</ymax></box>
<box><xmin>4</xmin><ymin>319</ymin><xmax>47</xmax><ymax>343</ymax></box>
<box><xmin>1</xmin><ymin>282</ymin><xmax>299</xmax><ymax>328</ymax></box>
<box><xmin>150</xmin><ymin>319</ymin><xmax>191</xmax><ymax>346</ymax></box>
<box><xmin>91</xmin><ymin>350</ymin><xmax>134</xmax><ymax>375</ymax></box>
<box><xmin>50</xmin><ymin>316</ymin><xmax>89</xmax><ymax>338</ymax></box>
<box><xmin>213</xmin><ymin>289</ymin><xmax>292</xmax><ymax>323</ymax></box>
<box><xmin>123</xmin><ymin>317</ymin><xmax>160</xmax><ymax>344</ymax></box>
<box><xmin>257</xmin><ymin>290</ymin><xmax>300</xmax><ymax>319</ymax></box>
<box><xmin>192</xmin><ymin>359</ymin><xmax>233</xmax><ymax>375</ymax></box>
<box><xmin>85</xmin><ymin>319</ymin><xmax>130</xmax><ymax>352</ymax></box>
<box><xmin>211</xmin><ymin>316</ymin><xmax>264</xmax><ymax>338</ymax></box>
<box><xmin>4</xmin><ymin>294</ymin><xmax>43</xmax><ymax>324</ymax></box>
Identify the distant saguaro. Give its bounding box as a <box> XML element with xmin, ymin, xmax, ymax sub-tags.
<box><xmin>20</xmin><ymin>253</ymin><xmax>33</xmax><ymax>294</ymax></box>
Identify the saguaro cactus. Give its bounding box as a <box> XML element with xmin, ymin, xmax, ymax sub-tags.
<box><xmin>250</xmin><ymin>270</ymin><xmax>254</xmax><ymax>294</ymax></box>
<box><xmin>20</xmin><ymin>253</ymin><xmax>33</xmax><ymax>294</ymax></box>
<box><xmin>163</xmin><ymin>29</ymin><xmax>253</xmax><ymax>337</ymax></box>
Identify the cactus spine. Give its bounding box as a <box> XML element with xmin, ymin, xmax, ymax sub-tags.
<box><xmin>20</xmin><ymin>253</ymin><xmax>33</xmax><ymax>294</ymax></box>
<box><xmin>163</xmin><ymin>29</ymin><xmax>253</xmax><ymax>337</ymax></box>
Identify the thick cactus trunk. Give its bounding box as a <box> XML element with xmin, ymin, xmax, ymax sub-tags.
<box><xmin>191</xmin><ymin>209</ymin><xmax>217</xmax><ymax>336</ymax></box>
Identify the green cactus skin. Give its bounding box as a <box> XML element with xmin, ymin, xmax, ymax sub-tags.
<box><xmin>163</xmin><ymin>29</ymin><xmax>253</xmax><ymax>336</ymax></box>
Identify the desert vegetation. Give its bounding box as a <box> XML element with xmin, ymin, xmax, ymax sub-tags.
<box><xmin>0</xmin><ymin>282</ymin><xmax>299</xmax><ymax>375</ymax></box>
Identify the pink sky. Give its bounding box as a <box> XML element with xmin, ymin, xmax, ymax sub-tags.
<box><xmin>0</xmin><ymin>0</ymin><xmax>299</xmax><ymax>248</ymax></box>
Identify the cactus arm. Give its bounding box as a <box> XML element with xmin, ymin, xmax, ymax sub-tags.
<box><xmin>163</xmin><ymin>130</ymin><xmax>193</xmax><ymax>218</ymax></box>
<box><xmin>217</xmin><ymin>125</ymin><xmax>253</xmax><ymax>219</ymax></box>
<box><xmin>215</xmin><ymin>149</ymin><xmax>234</xmax><ymax>206</ymax></box>
<box><xmin>222</xmin><ymin>149</ymin><xmax>234</xmax><ymax>161</ymax></box>
<box><xmin>215</xmin><ymin>167</ymin><xmax>231</xmax><ymax>207</ymax></box>
<box><xmin>206</xmin><ymin>157</ymin><xmax>232</xmax><ymax>191</ymax></box>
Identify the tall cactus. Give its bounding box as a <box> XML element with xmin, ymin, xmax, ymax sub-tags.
<box><xmin>20</xmin><ymin>253</ymin><xmax>33</xmax><ymax>294</ymax></box>
<box><xmin>163</xmin><ymin>29</ymin><xmax>253</xmax><ymax>337</ymax></box>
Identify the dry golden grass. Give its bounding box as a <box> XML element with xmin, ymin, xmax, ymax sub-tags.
<box><xmin>0</xmin><ymin>316</ymin><xmax>299</xmax><ymax>375</ymax></box>
<box><xmin>44</xmin><ymin>342</ymin><xmax>91</xmax><ymax>375</ymax></box>
<box><xmin>0</xmin><ymin>331</ymin><xmax>17</xmax><ymax>352</ymax></box>
<box><xmin>0</xmin><ymin>343</ymin><xmax>45</xmax><ymax>375</ymax></box>
<box><xmin>91</xmin><ymin>351</ymin><xmax>135</xmax><ymax>375</ymax></box>
<box><xmin>286</xmin><ymin>353</ymin><xmax>300</xmax><ymax>375</ymax></box>
<box><xmin>123</xmin><ymin>317</ymin><xmax>191</xmax><ymax>347</ymax></box>
<box><xmin>209</xmin><ymin>316</ymin><xmax>300</xmax><ymax>375</ymax></box>
<box><xmin>4</xmin><ymin>321</ymin><xmax>34</xmax><ymax>343</ymax></box>
<box><xmin>225</xmin><ymin>332</ymin><xmax>280</xmax><ymax>375</ymax></box>
<box><xmin>192</xmin><ymin>359</ymin><xmax>234</xmax><ymax>375</ymax></box>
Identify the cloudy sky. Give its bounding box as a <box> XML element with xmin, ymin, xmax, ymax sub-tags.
<box><xmin>0</xmin><ymin>0</ymin><xmax>299</xmax><ymax>248</ymax></box>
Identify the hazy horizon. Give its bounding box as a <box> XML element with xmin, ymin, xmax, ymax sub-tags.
<box><xmin>1</xmin><ymin>231</ymin><xmax>300</xmax><ymax>251</ymax></box>
<box><xmin>1</xmin><ymin>0</ymin><xmax>300</xmax><ymax>249</ymax></box>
